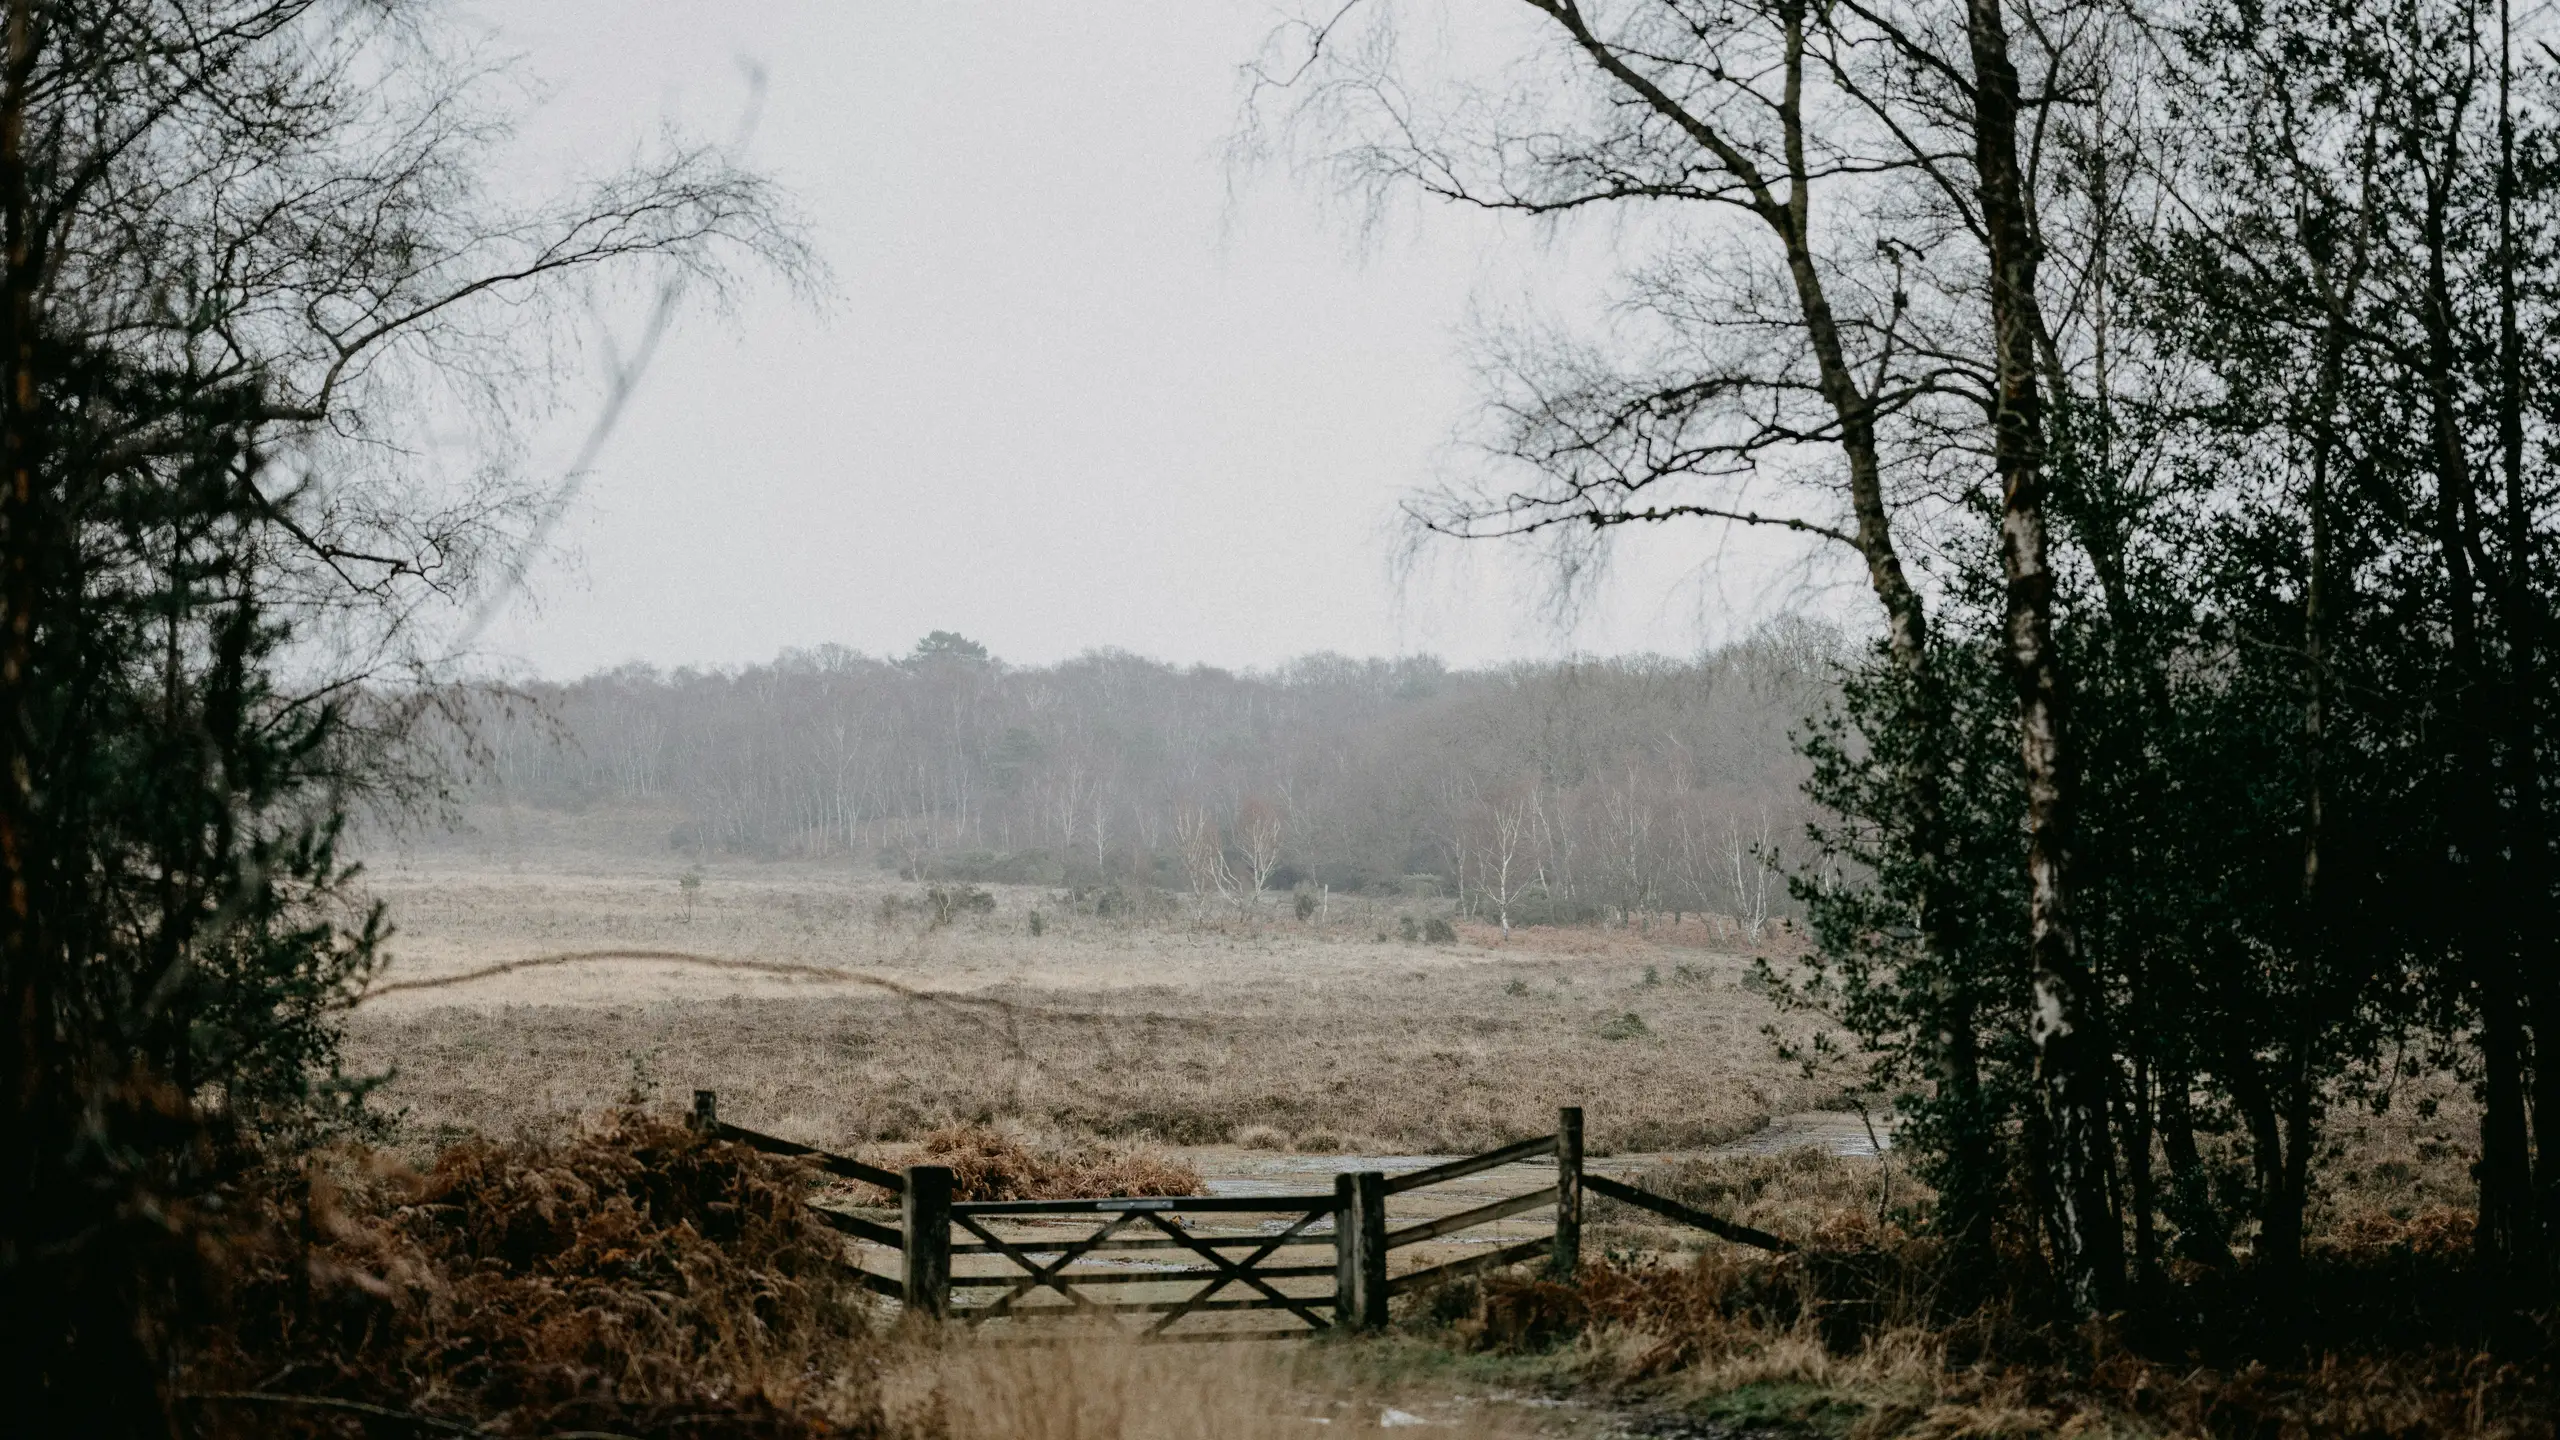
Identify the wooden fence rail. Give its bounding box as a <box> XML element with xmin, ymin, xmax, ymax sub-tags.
<box><xmin>1379</xmin><ymin>1133</ymin><xmax>1557</xmax><ymax>1195</ymax></box>
<box><xmin>690</xmin><ymin>1093</ymin><xmax>1800</xmax><ymax>1339</ymax></box>
<box><xmin>694</xmin><ymin>1091</ymin><xmax>908</xmax><ymax>1191</ymax></box>
<box><xmin>1385</xmin><ymin>1185</ymin><xmax>1559</xmax><ymax>1250</ymax></box>
<box><xmin>1583</xmin><ymin>1171</ymin><xmax>1798</xmax><ymax>1254</ymax></box>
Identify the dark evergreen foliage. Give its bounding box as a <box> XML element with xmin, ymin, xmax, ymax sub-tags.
<box><xmin>0</xmin><ymin>3</ymin><xmax>798</xmax><ymax>1431</ymax></box>
<box><xmin>1262</xmin><ymin>0</ymin><xmax>2560</xmax><ymax>1321</ymax></box>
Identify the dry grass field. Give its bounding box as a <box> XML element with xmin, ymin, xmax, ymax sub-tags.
<box><xmin>292</xmin><ymin>810</ymin><xmax>2540</xmax><ymax>1438</ymax></box>
<box><xmin>347</xmin><ymin>806</ymin><xmax>2478</xmax><ymax>1216</ymax></box>
<box><xmin>347</xmin><ymin>808</ymin><xmax>1839</xmax><ymax>1164</ymax></box>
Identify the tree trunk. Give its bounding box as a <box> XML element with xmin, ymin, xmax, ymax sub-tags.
<box><xmin>0</xmin><ymin>0</ymin><xmax>39</xmax><ymax>1080</ymax></box>
<box><xmin>1768</xmin><ymin>0</ymin><xmax>1993</xmax><ymax>1262</ymax></box>
<box><xmin>2480</xmin><ymin>980</ymin><xmax>2535</xmax><ymax>1269</ymax></box>
<box><xmin>2157</xmin><ymin>1069</ymin><xmax>2232</xmax><ymax>1266</ymax></box>
<box><xmin>2227</xmin><ymin>1049</ymin><xmax>2317</xmax><ymax>1298</ymax></box>
<box><xmin>2416</xmin><ymin>112</ymin><xmax>2536</xmax><ymax>1281</ymax></box>
<box><xmin>0</xmin><ymin>8</ymin><xmax>169</xmax><ymax>1428</ymax></box>
<box><xmin>2128</xmin><ymin>1054</ymin><xmax>2158</xmax><ymax>1289</ymax></box>
<box><xmin>2490</xmin><ymin>0</ymin><xmax>2560</xmax><ymax>1289</ymax></box>
<box><xmin>2226</xmin><ymin>1033</ymin><xmax>2317</xmax><ymax>1291</ymax></box>
<box><xmin>1966</xmin><ymin>0</ymin><xmax>2120</xmax><ymax>1314</ymax></box>
<box><xmin>0</xmin><ymin>0</ymin><xmax>46</xmax><ymax>1311</ymax></box>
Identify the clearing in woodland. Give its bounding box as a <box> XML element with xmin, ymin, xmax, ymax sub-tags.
<box><xmin>349</xmin><ymin>811</ymin><xmax>1838</xmax><ymax>1165</ymax></box>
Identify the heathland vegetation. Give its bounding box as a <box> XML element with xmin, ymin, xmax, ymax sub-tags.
<box><xmin>11</xmin><ymin>0</ymin><xmax>2560</xmax><ymax>1437</ymax></box>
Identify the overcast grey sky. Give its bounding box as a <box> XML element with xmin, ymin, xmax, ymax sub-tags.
<box><xmin>468</xmin><ymin>2</ymin><xmax>1830</xmax><ymax>678</ymax></box>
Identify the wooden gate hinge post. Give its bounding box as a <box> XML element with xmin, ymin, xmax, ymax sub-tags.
<box><xmin>904</xmin><ymin>1165</ymin><xmax>954</xmax><ymax>1320</ymax></box>
<box><xmin>1554</xmin><ymin>1106</ymin><xmax>1583</xmax><ymax>1279</ymax></box>
<box><xmin>1335</xmin><ymin>1170</ymin><xmax>1388</xmax><ymax>1330</ymax></box>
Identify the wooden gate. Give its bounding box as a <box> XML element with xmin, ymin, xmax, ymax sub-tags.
<box><xmin>938</xmin><ymin>1189</ymin><xmax>1342</xmax><ymax>1338</ymax></box>
<box><xmin>695</xmin><ymin>1093</ymin><xmax>1791</xmax><ymax>1341</ymax></box>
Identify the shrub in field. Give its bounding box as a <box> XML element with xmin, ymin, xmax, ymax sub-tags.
<box><xmin>921</xmin><ymin>885</ymin><xmax>997</xmax><ymax>926</ymax></box>
<box><xmin>1597</xmin><ymin>1012</ymin><xmax>1649</xmax><ymax>1041</ymax></box>
<box><xmin>1078</xmin><ymin>883</ymin><xmax>1168</xmax><ymax>920</ymax></box>
<box><xmin>918</xmin><ymin>850</ymin><xmax>1067</xmax><ymax>886</ymax></box>
<box><xmin>1503</xmin><ymin>893</ymin><xmax>1610</xmax><ymax>928</ymax></box>
<box><xmin>1423</xmin><ymin>917</ymin><xmax>1459</xmax><ymax>944</ymax></box>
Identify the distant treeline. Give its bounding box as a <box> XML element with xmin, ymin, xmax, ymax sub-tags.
<box><xmin>467</xmin><ymin>625</ymin><xmax>1838</xmax><ymax>927</ymax></box>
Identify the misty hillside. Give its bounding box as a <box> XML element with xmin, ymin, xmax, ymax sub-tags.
<box><xmin>464</xmin><ymin>622</ymin><xmax>1842</xmax><ymax>922</ymax></box>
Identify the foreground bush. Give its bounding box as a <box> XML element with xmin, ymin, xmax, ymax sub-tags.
<box><xmin>1408</xmin><ymin>1219</ymin><xmax>2559</xmax><ymax>1439</ymax></box>
<box><xmin>188</xmin><ymin>1112</ymin><xmax>886</xmax><ymax>1439</ymax></box>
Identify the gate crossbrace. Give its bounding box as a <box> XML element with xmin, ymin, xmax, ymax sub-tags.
<box><xmin>955</xmin><ymin>1210</ymin><xmax>1138</xmax><ymax>1323</ymax></box>
<box><xmin>1142</xmin><ymin>1207</ymin><xmax>1334</xmax><ymax>1336</ymax></box>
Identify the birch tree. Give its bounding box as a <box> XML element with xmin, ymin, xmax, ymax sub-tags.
<box><xmin>1727</xmin><ymin>809</ymin><xmax>1777</xmax><ymax>941</ymax></box>
<box><xmin>1236</xmin><ymin>796</ymin><xmax>1288</xmax><ymax>909</ymax></box>
<box><xmin>1247</xmin><ymin>0</ymin><xmax>2020</xmax><ymax>1264</ymax></box>
<box><xmin>1478</xmin><ymin>784</ymin><xmax>1538</xmax><ymax>936</ymax></box>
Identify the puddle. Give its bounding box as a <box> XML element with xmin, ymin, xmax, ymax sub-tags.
<box><xmin>1711</xmin><ymin>1111</ymin><xmax>1891</xmax><ymax>1158</ymax></box>
<box><xmin>1205</xmin><ymin>1157</ymin><xmax>1442</xmax><ymax>1199</ymax></box>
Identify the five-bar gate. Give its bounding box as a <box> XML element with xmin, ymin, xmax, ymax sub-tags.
<box><xmin>695</xmin><ymin>1093</ymin><xmax>1789</xmax><ymax>1341</ymax></box>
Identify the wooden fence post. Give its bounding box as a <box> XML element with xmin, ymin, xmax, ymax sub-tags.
<box><xmin>1554</xmin><ymin>1106</ymin><xmax>1583</xmax><ymax>1278</ymax></box>
<box><xmin>903</xmin><ymin>1164</ymin><xmax>953</xmax><ymax>1319</ymax></box>
<box><xmin>1334</xmin><ymin>1170</ymin><xmax>1388</xmax><ymax>1330</ymax></box>
<box><xmin>691</xmin><ymin>1090</ymin><xmax>717</xmax><ymax>1133</ymax></box>
<box><xmin>1333</xmin><ymin>1173</ymin><xmax>1356</xmax><ymax>1326</ymax></box>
